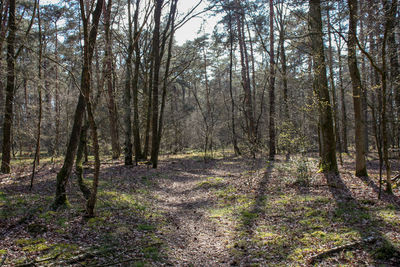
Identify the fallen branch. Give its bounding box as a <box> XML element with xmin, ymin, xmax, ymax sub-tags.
<box><xmin>14</xmin><ymin>253</ymin><xmax>61</xmax><ymax>267</ymax></box>
<box><xmin>309</xmin><ymin>236</ymin><xmax>377</xmax><ymax>264</ymax></box>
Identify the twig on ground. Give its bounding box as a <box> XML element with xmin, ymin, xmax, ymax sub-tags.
<box><xmin>309</xmin><ymin>236</ymin><xmax>377</xmax><ymax>264</ymax></box>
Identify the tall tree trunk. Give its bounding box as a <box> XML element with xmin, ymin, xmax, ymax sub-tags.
<box><xmin>269</xmin><ymin>0</ymin><xmax>276</xmax><ymax>160</ymax></box>
<box><xmin>278</xmin><ymin>11</ymin><xmax>288</xmax><ymax>119</ymax></box>
<box><xmin>54</xmin><ymin>20</ymin><xmax>60</xmax><ymax>156</ymax></box>
<box><xmin>235</xmin><ymin>0</ymin><xmax>255</xmax><ymax>154</ymax></box>
<box><xmin>348</xmin><ymin>0</ymin><xmax>368</xmax><ymax>177</ymax></box>
<box><xmin>336</xmin><ymin>33</ymin><xmax>348</xmax><ymax>153</ymax></box>
<box><xmin>104</xmin><ymin>0</ymin><xmax>120</xmax><ymax>160</ymax></box>
<box><xmin>359</xmin><ymin>1</ymin><xmax>369</xmax><ymax>153</ymax></box>
<box><xmin>150</xmin><ymin>0</ymin><xmax>163</xmax><ymax>168</ymax></box>
<box><xmin>228</xmin><ymin>11</ymin><xmax>240</xmax><ymax>155</ymax></box>
<box><xmin>144</xmin><ymin>58</ymin><xmax>153</xmax><ymax>159</ymax></box>
<box><xmin>158</xmin><ymin>0</ymin><xmax>178</xmax><ymax>154</ymax></box>
<box><xmin>381</xmin><ymin>0</ymin><xmax>395</xmax><ymax>193</ymax></box>
<box><xmin>30</xmin><ymin>0</ymin><xmax>42</xmax><ymax>189</ymax></box>
<box><xmin>132</xmin><ymin>0</ymin><xmax>143</xmax><ymax>162</ymax></box>
<box><xmin>387</xmin><ymin>0</ymin><xmax>399</xmax><ymax>150</ymax></box>
<box><xmin>309</xmin><ymin>0</ymin><xmax>338</xmax><ymax>173</ymax></box>
<box><xmin>327</xmin><ymin>7</ymin><xmax>342</xmax><ymax>160</ymax></box>
<box><xmin>0</xmin><ymin>0</ymin><xmax>9</xmax><ymax>144</ymax></box>
<box><xmin>1</xmin><ymin>0</ymin><xmax>15</xmax><ymax>173</ymax></box>
<box><xmin>124</xmin><ymin>0</ymin><xmax>134</xmax><ymax>165</ymax></box>
<box><xmin>52</xmin><ymin>0</ymin><xmax>103</xmax><ymax>210</ymax></box>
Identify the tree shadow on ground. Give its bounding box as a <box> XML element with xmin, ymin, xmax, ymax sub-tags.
<box><xmin>0</xmin><ymin>162</ymin><xmax>171</xmax><ymax>266</ymax></box>
<box><xmin>229</xmin><ymin>161</ymin><xmax>275</xmax><ymax>265</ymax></box>
<box><xmin>322</xmin><ymin>173</ymin><xmax>400</xmax><ymax>266</ymax></box>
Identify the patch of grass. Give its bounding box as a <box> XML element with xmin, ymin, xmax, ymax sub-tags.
<box><xmin>289</xmin><ymin>247</ymin><xmax>320</xmax><ymax>262</ymax></box>
<box><xmin>376</xmin><ymin>209</ymin><xmax>400</xmax><ymax>227</ymax></box>
<box><xmin>215</xmin><ymin>186</ymin><xmax>238</xmax><ymax>202</ymax></box>
<box><xmin>334</xmin><ymin>202</ymin><xmax>371</xmax><ymax>224</ymax></box>
<box><xmin>196</xmin><ymin>176</ymin><xmax>224</xmax><ymax>189</ymax></box>
<box><xmin>18</xmin><ymin>239</ymin><xmax>51</xmax><ymax>253</ymax></box>
<box><xmin>299</xmin><ymin>216</ymin><xmax>330</xmax><ymax>230</ymax></box>
<box><xmin>16</xmin><ymin>238</ymin><xmax>46</xmax><ymax>246</ymax></box>
<box><xmin>300</xmin><ymin>230</ymin><xmax>359</xmax><ymax>247</ymax></box>
<box><xmin>99</xmin><ymin>191</ymin><xmax>147</xmax><ymax>211</ymax></box>
<box><xmin>240</xmin><ymin>210</ymin><xmax>258</xmax><ymax>225</ymax></box>
<box><xmin>137</xmin><ymin>224</ymin><xmax>155</xmax><ymax>231</ymax></box>
<box><xmin>209</xmin><ymin>206</ymin><xmax>234</xmax><ymax>218</ymax></box>
<box><xmin>142</xmin><ymin>245</ymin><xmax>160</xmax><ymax>260</ymax></box>
<box><xmin>87</xmin><ymin>217</ymin><xmax>107</xmax><ymax>228</ymax></box>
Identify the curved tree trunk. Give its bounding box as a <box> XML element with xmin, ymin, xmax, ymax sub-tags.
<box><xmin>52</xmin><ymin>0</ymin><xmax>103</xmax><ymax>210</ymax></box>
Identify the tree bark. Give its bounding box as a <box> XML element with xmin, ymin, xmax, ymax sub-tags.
<box><xmin>132</xmin><ymin>0</ymin><xmax>143</xmax><ymax>162</ymax></box>
<box><xmin>124</xmin><ymin>0</ymin><xmax>134</xmax><ymax>165</ymax></box>
<box><xmin>104</xmin><ymin>0</ymin><xmax>121</xmax><ymax>160</ymax></box>
<box><xmin>309</xmin><ymin>0</ymin><xmax>338</xmax><ymax>173</ymax></box>
<box><xmin>30</xmin><ymin>0</ymin><xmax>43</xmax><ymax>189</ymax></box>
<box><xmin>1</xmin><ymin>0</ymin><xmax>15</xmax><ymax>173</ymax></box>
<box><xmin>228</xmin><ymin>11</ymin><xmax>240</xmax><ymax>156</ymax></box>
<box><xmin>52</xmin><ymin>0</ymin><xmax>103</xmax><ymax>210</ymax></box>
<box><xmin>235</xmin><ymin>0</ymin><xmax>255</xmax><ymax>154</ymax></box>
<box><xmin>327</xmin><ymin>7</ymin><xmax>342</xmax><ymax>159</ymax></box>
<box><xmin>268</xmin><ymin>0</ymin><xmax>276</xmax><ymax>160</ymax></box>
<box><xmin>150</xmin><ymin>0</ymin><xmax>163</xmax><ymax>168</ymax></box>
<box><xmin>348</xmin><ymin>0</ymin><xmax>368</xmax><ymax>177</ymax></box>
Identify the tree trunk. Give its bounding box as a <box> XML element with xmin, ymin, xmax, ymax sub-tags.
<box><xmin>387</xmin><ymin>0</ymin><xmax>399</xmax><ymax>150</ymax></box>
<box><xmin>269</xmin><ymin>0</ymin><xmax>276</xmax><ymax>160</ymax></box>
<box><xmin>75</xmin><ymin>120</ymin><xmax>91</xmax><ymax>199</ymax></box>
<box><xmin>309</xmin><ymin>0</ymin><xmax>338</xmax><ymax>173</ymax></box>
<box><xmin>30</xmin><ymin>0</ymin><xmax>43</xmax><ymax>189</ymax></box>
<box><xmin>124</xmin><ymin>0</ymin><xmax>134</xmax><ymax>165</ymax></box>
<box><xmin>158</xmin><ymin>0</ymin><xmax>178</xmax><ymax>155</ymax></box>
<box><xmin>104</xmin><ymin>0</ymin><xmax>120</xmax><ymax>160</ymax></box>
<box><xmin>1</xmin><ymin>0</ymin><xmax>15</xmax><ymax>173</ymax></box>
<box><xmin>52</xmin><ymin>0</ymin><xmax>103</xmax><ymax>210</ymax></box>
<box><xmin>132</xmin><ymin>0</ymin><xmax>143</xmax><ymax>162</ymax></box>
<box><xmin>235</xmin><ymin>0</ymin><xmax>255</xmax><ymax>154</ymax></box>
<box><xmin>150</xmin><ymin>0</ymin><xmax>163</xmax><ymax>168</ymax></box>
<box><xmin>327</xmin><ymin>8</ymin><xmax>342</xmax><ymax>160</ymax></box>
<box><xmin>348</xmin><ymin>0</ymin><xmax>368</xmax><ymax>177</ymax></box>
<box><xmin>228</xmin><ymin>11</ymin><xmax>240</xmax><ymax>156</ymax></box>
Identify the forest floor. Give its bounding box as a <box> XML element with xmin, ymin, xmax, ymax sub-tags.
<box><xmin>1</xmin><ymin>150</ymin><xmax>400</xmax><ymax>266</ymax></box>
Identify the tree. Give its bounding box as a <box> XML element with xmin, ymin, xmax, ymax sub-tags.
<box><xmin>308</xmin><ymin>0</ymin><xmax>338</xmax><ymax>173</ymax></box>
<box><xmin>268</xmin><ymin>0</ymin><xmax>276</xmax><ymax>160</ymax></box>
<box><xmin>347</xmin><ymin>0</ymin><xmax>368</xmax><ymax>177</ymax></box>
<box><xmin>104</xmin><ymin>0</ymin><xmax>121</xmax><ymax>160</ymax></box>
<box><xmin>1</xmin><ymin>0</ymin><xmax>37</xmax><ymax>173</ymax></box>
<box><xmin>52</xmin><ymin>0</ymin><xmax>103</xmax><ymax>210</ymax></box>
<box><xmin>150</xmin><ymin>0</ymin><xmax>163</xmax><ymax>168</ymax></box>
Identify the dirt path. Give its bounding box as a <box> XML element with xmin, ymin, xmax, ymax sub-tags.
<box><xmin>152</xmin><ymin>159</ymin><xmax>234</xmax><ymax>265</ymax></box>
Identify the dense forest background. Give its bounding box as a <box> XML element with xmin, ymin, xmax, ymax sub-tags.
<box><xmin>0</xmin><ymin>0</ymin><xmax>400</xmax><ymax>266</ymax></box>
